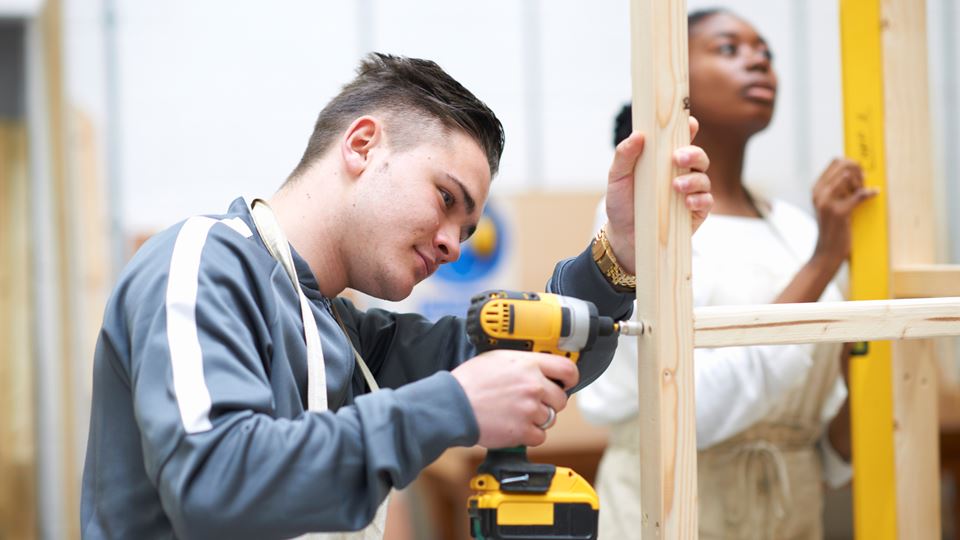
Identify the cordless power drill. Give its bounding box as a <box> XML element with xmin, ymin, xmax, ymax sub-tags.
<box><xmin>464</xmin><ymin>290</ymin><xmax>643</xmax><ymax>540</ymax></box>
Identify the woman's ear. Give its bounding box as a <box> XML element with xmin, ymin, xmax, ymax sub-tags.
<box><xmin>341</xmin><ymin>116</ymin><xmax>382</xmax><ymax>178</ymax></box>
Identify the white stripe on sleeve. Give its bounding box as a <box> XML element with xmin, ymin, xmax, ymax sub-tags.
<box><xmin>166</xmin><ymin>216</ymin><xmax>254</xmax><ymax>434</ymax></box>
<box><xmin>220</xmin><ymin>217</ymin><xmax>253</xmax><ymax>238</ymax></box>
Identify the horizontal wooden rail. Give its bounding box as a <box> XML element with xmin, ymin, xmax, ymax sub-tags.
<box><xmin>694</xmin><ymin>297</ymin><xmax>960</xmax><ymax>348</ymax></box>
<box><xmin>892</xmin><ymin>265</ymin><xmax>960</xmax><ymax>298</ymax></box>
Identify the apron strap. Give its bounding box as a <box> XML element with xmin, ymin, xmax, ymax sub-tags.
<box><xmin>249</xmin><ymin>198</ymin><xmax>389</xmax><ymax>540</ymax></box>
<box><xmin>250</xmin><ymin>198</ymin><xmax>329</xmax><ymax>411</ymax></box>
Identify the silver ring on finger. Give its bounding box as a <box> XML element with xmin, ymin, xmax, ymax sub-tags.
<box><xmin>538</xmin><ymin>405</ymin><xmax>557</xmax><ymax>430</ymax></box>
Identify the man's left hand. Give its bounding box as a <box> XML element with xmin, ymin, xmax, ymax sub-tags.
<box><xmin>603</xmin><ymin>116</ymin><xmax>712</xmax><ymax>274</ymax></box>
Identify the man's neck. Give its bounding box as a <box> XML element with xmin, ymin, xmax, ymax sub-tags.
<box><xmin>267</xmin><ymin>165</ymin><xmax>349</xmax><ymax>298</ymax></box>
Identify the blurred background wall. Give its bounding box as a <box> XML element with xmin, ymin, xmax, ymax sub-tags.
<box><xmin>1</xmin><ymin>0</ymin><xmax>958</xmax><ymax>538</ymax></box>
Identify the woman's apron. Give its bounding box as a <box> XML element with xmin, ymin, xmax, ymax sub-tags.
<box><xmin>596</xmin><ymin>340</ymin><xmax>841</xmax><ymax>540</ymax></box>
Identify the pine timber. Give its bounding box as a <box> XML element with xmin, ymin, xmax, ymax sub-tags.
<box><xmin>892</xmin><ymin>265</ymin><xmax>960</xmax><ymax>299</ymax></box>
<box><xmin>630</xmin><ymin>0</ymin><xmax>698</xmax><ymax>538</ymax></box>
<box><xmin>693</xmin><ymin>297</ymin><xmax>960</xmax><ymax>348</ymax></box>
<box><xmin>881</xmin><ymin>0</ymin><xmax>942</xmax><ymax>535</ymax></box>
<box><xmin>40</xmin><ymin>0</ymin><xmax>82</xmax><ymax>536</ymax></box>
<box><xmin>0</xmin><ymin>121</ymin><xmax>37</xmax><ymax>540</ymax></box>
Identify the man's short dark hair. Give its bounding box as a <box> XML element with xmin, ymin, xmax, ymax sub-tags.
<box><xmin>289</xmin><ymin>52</ymin><xmax>505</xmax><ymax>181</ymax></box>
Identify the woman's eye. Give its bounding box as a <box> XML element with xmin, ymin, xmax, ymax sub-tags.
<box><xmin>718</xmin><ymin>43</ymin><xmax>737</xmax><ymax>56</ymax></box>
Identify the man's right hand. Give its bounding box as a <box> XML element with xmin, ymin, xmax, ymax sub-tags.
<box><xmin>451</xmin><ymin>350</ymin><xmax>579</xmax><ymax>449</ymax></box>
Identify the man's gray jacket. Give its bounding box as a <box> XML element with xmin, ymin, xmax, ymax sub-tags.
<box><xmin>81</xmin><ymin>198</ymin><xmax>632</xmax><ymax>539</ymax></box>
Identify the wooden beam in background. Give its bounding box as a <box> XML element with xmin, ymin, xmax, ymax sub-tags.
<box><xmin>0</xmin><ymin>121</ymin><xmax>37</xmax><ymax>540</ymax></box>
<box><xmin>40</xmin><ymin>0</ymin><xmax>82</xmax><ymax>537</ymax></box>
<box><xmin>892</xmin><ymin>265</ymin><xmax>960</xmax><ymax>298</ymax></box>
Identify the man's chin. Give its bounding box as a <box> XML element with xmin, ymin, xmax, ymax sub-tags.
<box><xmin>380</xmin><ymin>289</ymin><xmax>413</xmax><ymax>302</ymax></box>
<box><xmin>362</xmin><ymin>280</ymin><xmax>416</xmax><ymax>303</ymax></box>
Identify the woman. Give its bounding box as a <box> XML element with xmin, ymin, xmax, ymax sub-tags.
<box><xmin>579</xmin><ymin>9</ymin><xmax>874</xmax><ymax>539</ymax></box>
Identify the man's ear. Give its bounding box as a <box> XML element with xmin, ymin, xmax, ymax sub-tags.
<box><xmin>341</xmin><ymin>116</ymin><xmax>382</xmax><ymax>178</ymax></box>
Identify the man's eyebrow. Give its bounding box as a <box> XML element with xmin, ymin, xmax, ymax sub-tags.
<box><xmin>448</xmin><ymin>173</ymin><xmax>477</xmax><ymax>215</ymax></box>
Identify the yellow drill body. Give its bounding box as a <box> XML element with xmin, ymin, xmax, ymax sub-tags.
<box><xmin>465</xmin><ymin>290</ymin><xmax>619</xmax><ymax>540</ymax></box>
<box><xmin>474</xmin><ymin>291</ymin><xmax>583</xmax><ymax>361</ymax></box>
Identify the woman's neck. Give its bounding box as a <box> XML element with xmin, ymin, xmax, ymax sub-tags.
<box><xmin>694</xmin><ymin>125</ymin><xmax>759</xmax><ymax>217</ymax></box>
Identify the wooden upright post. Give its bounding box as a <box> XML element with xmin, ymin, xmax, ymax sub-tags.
<box><xmin>0</xmin><ymin>121</ymin><xmax>37</xmax><ymax>540</ymax></box>
<box><xmin>630</xmin><ymin>0</ymin><xmax>698</xmax><ymax>538</ymax></box>
<box><xmin>881</xmin><ymin>0</ymin><xmax>942</xmax><ymax>536</ymax></box>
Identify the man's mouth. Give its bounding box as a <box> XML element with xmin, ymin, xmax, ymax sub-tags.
<box><xmin>415</xmin><ymin>249</ymin><xmax>437</xmax><ymax>279</ymax></box>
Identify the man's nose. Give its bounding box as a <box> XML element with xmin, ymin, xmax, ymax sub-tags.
<box><xmin>435</xmin><ymin>223</ymin><xmax>461</xmax><ymax>264</ymax></box>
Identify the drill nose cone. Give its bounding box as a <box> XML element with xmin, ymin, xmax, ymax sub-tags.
<box><xmin>597</xmin><ymin>316</ymin><xmax>617</xmax><ymax>337</ymax></box>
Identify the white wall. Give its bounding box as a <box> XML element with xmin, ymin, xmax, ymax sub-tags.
<box><xmin>112</xmin><ymin>1</ymin><xmax>359</xmax><ymax>232</ymax></box>
<box><xmin>58</xmin><ymin>0</ymin><xmax>954</xmax><ymax>253</ymax></box>
<box><xmin>84</xmin><ymin>0</ymin><xmax>846</xmax><ymax>236</ymax></box>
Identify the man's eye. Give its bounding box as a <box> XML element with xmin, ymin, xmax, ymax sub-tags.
<box><xmin>718</xmin><ymin>43</ymin><xmax>737</xmax><ymax>56</ymax></box>
<box><xmin>460</xmin><ymin>225</ymin><xmax>476</xmax><ymax>243</ymax></box>
<box><xmin>440</xmin><ymin>189</ymin><xmax>455</xmax><ymax>208</ymax></box>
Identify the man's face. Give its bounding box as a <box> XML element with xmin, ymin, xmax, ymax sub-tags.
<box><xmin>346</xmin><ymin>128</ymin><xmax>492</xmax><ymax>301</ymax></box>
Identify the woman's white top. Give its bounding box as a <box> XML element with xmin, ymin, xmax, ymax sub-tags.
<box><xmin>578</xmin><ymin>198</ymin><xmax>852</xmax><ymax>486</ymax></box>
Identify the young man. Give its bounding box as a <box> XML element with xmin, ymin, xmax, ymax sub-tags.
<box><xmin>81</xmin><ymin>53</ymin><xmax>712</xmax><ymax>539</ymax></box>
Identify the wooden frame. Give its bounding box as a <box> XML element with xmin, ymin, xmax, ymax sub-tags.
<box><xmin>630</xmin><ymin>0</ymin><xmax>958</xmax><ymax>538</ymax></box>
<box><xmin>695</xmin><ymin>297</ymin><xmax>960</xmax><ymax>348</ymax></box>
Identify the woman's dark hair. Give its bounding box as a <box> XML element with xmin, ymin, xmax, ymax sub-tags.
<box><xmin>290</xmin><ymin>52</ymin><xmax>505</xmax><ymax>180</ymax></box>
<box><xmin>688</xmin><ymin>8</ymin><xmax>728</xmax><ymax>32</ymax></box>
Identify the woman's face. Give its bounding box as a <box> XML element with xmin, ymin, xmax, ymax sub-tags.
<box><xmin>688</xmin><ymin>12</ymin><xmax>778</xmax><ymax>135</ymax></box>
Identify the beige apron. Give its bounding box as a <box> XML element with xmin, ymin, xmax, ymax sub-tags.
<box><xmin>595</xmin><ymin>340</ymin><xmax>843</xmax><ymax>540</ymax></box>
<box><xmin>250</xmin><ymin>199</ymin><xmax>389</xmax><ymax>540</ymax></box>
